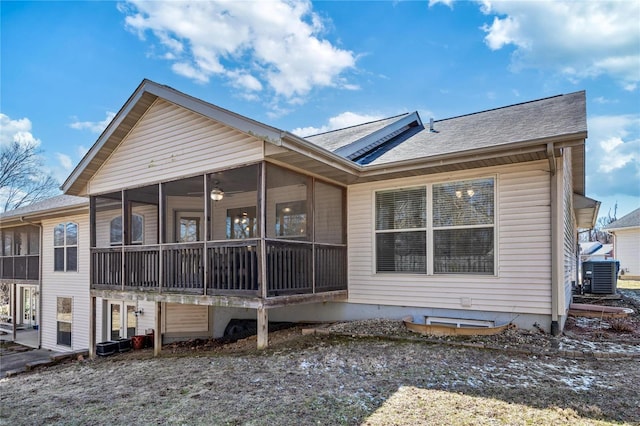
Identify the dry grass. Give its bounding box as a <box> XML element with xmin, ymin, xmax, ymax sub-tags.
<box><xmin>618</xmin><ymin>279</ymin><xmax>640</xmax><ymax>290</ymax></box>
<box><xmin>1</xmin><ymin>330</ymin><xmax>639</xmax><ymax>426</ymax></box>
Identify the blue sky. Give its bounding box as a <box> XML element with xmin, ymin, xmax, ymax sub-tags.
<box><xmin>1</xmin><ymin>0</ymin><xmax>639</xmax><ymax>219</ymax></box>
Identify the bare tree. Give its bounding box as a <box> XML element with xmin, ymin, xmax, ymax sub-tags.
<box><xmin>0</xmin><ymin>141</ymin><xmax>59</xmax><ymax>213</ymax></box>
<box><xmin>584</xmin><ymin>203</ymin><xmax>618</xmax><ymax>244</ymax></box>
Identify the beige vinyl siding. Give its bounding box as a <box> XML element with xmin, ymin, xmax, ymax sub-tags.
<box><xmin>616</xmin><ymin>229</ymin><xmax>640</xmax><ymax>277</ymax></box>
<box><xmin>562</xmin><ymin>150</ymin><xmax>577</xmax><ymax>312</ymax></box>
<box><xmin>88</xmin><ymin>99</ymin><xmax>264</xmax><ymax>195</ymax></box>
<box><xmin>347</xmin><ymin>160</ymin><xmax>552</xmax><ymax>315</ymax></box>
<box><xmin>41</xmin><ymin>213</ymin><xmax>91</xmax><ymax>352</ymax></box>
<box><xmin>164</xmin><ymin>303</ymin><xmax>209</xmax><ymax>333</ymax></box>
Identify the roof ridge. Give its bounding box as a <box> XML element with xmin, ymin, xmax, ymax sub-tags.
<box><xmin>436</xmin><ymin>91</ymin><xmax>585</xmax><ymax>123</ymax></box>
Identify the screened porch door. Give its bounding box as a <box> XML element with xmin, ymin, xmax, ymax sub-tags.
<box><xmin>108</xmin><ymin>301</ymin><xmax>137</xmax><ymax>340</ymax></box>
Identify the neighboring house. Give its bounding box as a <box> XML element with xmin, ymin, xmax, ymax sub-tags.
<box><xmin>589</xmin><ymin>244</ymin><xmax>613</xmax><ymax>261</ymax></box>
<box><xmin>579</xmin><ymin>242</ymin><xmax>613</xmax><ymax>262</ymax></box>
<box><xmin>0</xmin><ymin>195</ymin><xmax>88</xmax><ymax>350</ymax></box>
<box><xmin>2</xmin><ymin>79</ymin><xmax>600</xmax><ymax>354</ymax></box>
<box><xmin>604</xmin><ymin>208</ymin><xmax>640</xmax><ymax>279</ymax></box>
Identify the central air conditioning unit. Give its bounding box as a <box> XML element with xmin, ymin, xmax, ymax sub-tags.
<box><xmin>582</xmin><ymin>260</ymin><xmax>619</xmax><ymax>294</ymax></box>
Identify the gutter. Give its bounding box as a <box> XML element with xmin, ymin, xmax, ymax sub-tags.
<box><xmin>278</xmin><ymin>129</ymin><xmax>586</xmax><ymax>183</ymax></box>
<box><xmin>1</xmin><ymin>204</ymin><xmax>88</xmax><ymax>228</ymax></box>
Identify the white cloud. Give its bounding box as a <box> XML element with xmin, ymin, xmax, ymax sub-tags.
<box><xmin>69</xmin><ymin>111</ymin><xmax>116</xmax><ymax>134</ymax></box>
<box><xmin>120</xmin><ymin>0</ymin><xmax>356</xmax><ymax>102</ymax></box>
<box><xmin>428</xmin><ymin>0</ymin><xmax>454</xmax><ymax>8</ymax></box>
<box><xmin>292</xmin><ymin>111</ymin><xmax>384</xmax><ymax>137</ymax></box>
<box><xmin>56</xmin><ymin>153</ymin><xmax>73</xmax><ymax>171</ymax></box>
<box><xmin>586</xmin><ymin>114</ymin><xmax>640</xmax><ymax>198</ymax></box>
<box><xmin>0</xmin><ymin>113</ymin><xmax>40</xmax><ymax>148</ymax></box>
<box><xmin>478</xmin><ymin>0</ymin><xmax>640</xmax><ymax>90</ymax></box>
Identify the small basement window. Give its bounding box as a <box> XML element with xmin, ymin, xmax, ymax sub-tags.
<box><xmin>424</xmin><ymin>316</ymin><xmax>494</xmax><ymax>328</ymax></box>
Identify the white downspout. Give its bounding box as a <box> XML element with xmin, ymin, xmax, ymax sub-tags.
<box><xmin>547</xmin><ymin>144</ymin><xmax>561</xmax><ymax>335</ymax></box>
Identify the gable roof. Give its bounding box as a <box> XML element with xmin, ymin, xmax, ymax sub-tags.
<box><xmin>604</xmin><ymin>207</ymin><xmax>640</xmax><ymax>231</ymax></box>
<box><xmin>62</xmin><ymin>79</ymin><xmax>288</xmax><ymax>196</ymax></box>
<box><xmin>0</xmin><ymin>195</ymin><xmax>88</xmax><ymax>227</ymax></box>
<box><xmin>61</xmin><ymin>79</ymin><xmax>588</xmax><ymax>194</ymax></box>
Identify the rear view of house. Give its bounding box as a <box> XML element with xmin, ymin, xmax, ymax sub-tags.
<box><xmin>2</xmin><ymin>79</ymin><xmax>599</xmax><ymax>354</ymax></box>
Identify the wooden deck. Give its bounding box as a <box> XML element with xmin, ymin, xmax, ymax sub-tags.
<box><xmin>91</xmin><ymin>239</ymin><xmax>347</xmax><ymax>300</ymax></box>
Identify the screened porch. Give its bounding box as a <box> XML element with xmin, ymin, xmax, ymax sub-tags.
<box><xmin>89</xmin><ymin>162</ymin><xmax>347</xmax><ymax>300</ymax></box>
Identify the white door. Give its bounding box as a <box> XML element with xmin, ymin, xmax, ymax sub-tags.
<box><xmin>108</xmin><ymin>301</ymin><xmax>137</xmax><ymax>340</ymax></box>
<box><xmin>21</xmin><ymin>286</ymin><xmax>38</xmax><ymax>328</ymax></box>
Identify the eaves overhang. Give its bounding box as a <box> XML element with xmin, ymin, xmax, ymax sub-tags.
<box><xmin>0</xmin><ymin>204</ymin><xmax>89</xmax><ymax>228</ymax></box>
<box><xmin>356</xmin><ymin>131</ymin><xmax>587</xmax><ymax>182</ymax></box>
<box><xmin>269</xmin><ymin>129</ymin><xmax>587</xmax><ymax>186</ymax></box>
<box><xmin>573</xmin><ymin>193</ymin><xmax>600</xmax><ymax>229</ymax></box>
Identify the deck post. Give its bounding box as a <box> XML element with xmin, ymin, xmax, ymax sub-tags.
<box><xmin>11</xmin><ymin>283</ymin><xmax>17</xmax><ymax>342</ymax></box>
<box><xmin>89</xmin><ymin>296</ymin><xmax>96</xmax><ymax>359</ymax></box>
<box><xmin>257</xmin><ymin>306</ymin><xmax>268</xmax><ymax>349</ymax></box>
<box><xmin>154</xmin><ymin>301</ymin><xmax>162</xmax><ymax>357</ymax></box>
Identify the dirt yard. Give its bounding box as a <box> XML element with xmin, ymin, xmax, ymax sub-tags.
<box><xmin>1</xmin><ymin>290</ymin><xmax>639</xmax><ymax>425</ymax></box>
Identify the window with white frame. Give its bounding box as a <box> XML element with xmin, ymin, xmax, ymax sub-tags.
<box><xmin>375</xmin><ymin>187</ymin><xmax>427</xmax><ymax>273</ymax></box>
<box><xmin>110</xmin><ymin>214</ymin><xmax>144</xmax><ymax>245</ymax></box>
<box><xmin>374</xmin><ymin>177</ymin><xmax>495</xmax><ymax>275</ymax></box>
<box><xmin>54</xmin><ymin>222</ymin><xmax>78</xmax><ymax>272</ymax></box>
<box><xmin>432</xmin><ymin>177</ymin><xmax>495</xmax><ymax>274</ymax></box>
<box><xmin>56</xmin><ymin>297</ymin><xmax>72</xmax><ymax>346</ymax></box>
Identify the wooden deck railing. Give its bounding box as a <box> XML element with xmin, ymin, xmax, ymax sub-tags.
<box><xmin>208</xmin><ymin>240</ymin><xmax>259</xmax><ymax>294</ymax></box>
<box><xmin>0</xmin><ymin>255</ymin><xmax>40</xmax><ymax>281</ymax></box>
<box><xmin>265</xmin><ymin>240</ymin><xmax>312</xmax><ymax>296</ymax></box>
<box><xmin>91</xmin><ymin>239</ymin><xmax>347</xmax><ymax>297</ymax></box>
<box><xmin>92</xmin><ymin>247</ymin><xmax>121</xmax><ymax>288</ymax></box>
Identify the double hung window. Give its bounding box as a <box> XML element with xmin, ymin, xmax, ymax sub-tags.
<box><xmin>54</xmin><ymin>223</ymin><xmax>78</xmax><ymax>272</ymax></box>
<box><xmin>375</xmin><ymin>187</ymin><xmax>427</xmax><ymax>273</ymax></box>
<box><xmin>432</xmin><ymin>178</ymin><xmax>495</xmax><ymax>274</ymax></box>
<box><xmin>375</xmin><ymin>177</ymin><xmax>495</xmax><ymax>275</ymax></box>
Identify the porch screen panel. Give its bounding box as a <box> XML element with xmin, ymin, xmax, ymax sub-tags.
<box><xmin>375</xmin><ymin>187</ymin><xmax>426</xmax><ymax>273</ymax></box>
<box><xmin>314</xmin><ymin>181</ymin><xmax>345</xmax><ymax>244</ymax></box>
<box><xmin>266</xmin><ymin>164</ymin><xmax>311</xmax><ymax>241</ymax></box>
<box><xmin>432</xmin><ymin>178</ymin><xmax>495</xmax><ymax>274</ymax></box>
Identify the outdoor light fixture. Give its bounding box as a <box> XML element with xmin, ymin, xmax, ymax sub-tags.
<box><xmin>210</xmin><ymin>187</ymin><xmax>224</xmax><ymax>201</ymax></box>
<box><xmin>134</xmin><ymin>308</ymin><xmax>144</xmax><ymax>317</ymax></box>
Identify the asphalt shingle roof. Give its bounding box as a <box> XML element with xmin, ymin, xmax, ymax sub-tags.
<box><xmin>0</xmin><ymin>195</ymin><xmax>88</xmax><ymax>221</ymax></box>
<box><xmin>305</xmin><ymin>114</ymin><xmax>410</xmax><ymax>153</ymax></box>
<box><xmin>305</xmin><ymin>91</ymin><xmax>586</xmax><ymax>166</ymax></box>
<box><xmin>604</xmin><ymin>208</ymin><xmax>640</xmax><ymax>230</ymax></box>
